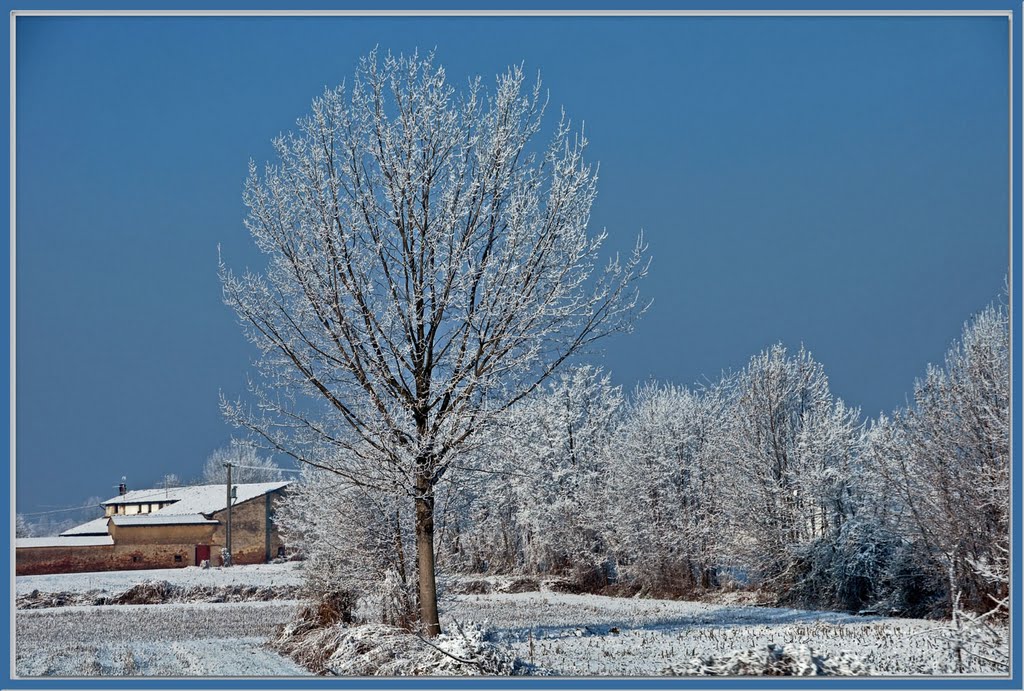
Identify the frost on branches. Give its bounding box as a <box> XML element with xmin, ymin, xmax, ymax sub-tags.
<box><xmin>436</xmin><ymin>299</ymin><xmax>1007</xmax><ymax>629</ymax></box>
<box><xmin>220</xmin><ymin>50</ymin><xmax>647</xmax><ymax>636</ymax></box>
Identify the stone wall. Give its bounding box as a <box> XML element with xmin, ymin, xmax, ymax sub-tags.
<box><xmin>209</xmin><ymin>490</ymin><xmax>286</xmax><ymax>565</ymax></box>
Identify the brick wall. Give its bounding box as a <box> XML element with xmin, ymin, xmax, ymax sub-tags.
<box><xmin>16</xmin><ymin>544</ymin><xmax>115</xmax><ymax>576</ymax></box>
<box><xmin>16</xmin><ymin>540</ymin><xmax>213</xmax><ymax>575</ymax></box>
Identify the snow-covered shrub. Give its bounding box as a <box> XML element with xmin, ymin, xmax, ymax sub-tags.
<box><xmin>296</xmin><ymin>589</ymin><xmax>358</xmax><ymax>629</ymax></box>
<box><xmin>378</xmin><ymin>568</ymin><xmax>416</xmax><ymax>629</ymax></box>
<box><xmin>273</xmin><ymin>619</ymin><xmax>543</xmax><ymax>676</ymax></box>
<box><xmin>112</xmin><ymin>580</ymin><xmax>175</xmax><ymax>606</ymax></box>
<box><xmin>875</xmin><ymin>540</ymin><xmax>947</xmax><ymax>618</ymax></box>
<box><xmin>666</xmin><ymin>644</ymin><xmax>872</xmax><ymax>676</ymax></box>
<box><xmin>785</xmin><ymin>520</ymin><xmax>901</xmax><ymax>613</ymax></box>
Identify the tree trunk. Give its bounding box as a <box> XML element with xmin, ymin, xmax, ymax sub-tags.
<box><xmin>394</xmin><ymin>509</ymin><xmax>407</xmax><ymax>586</ymax></box>
<box><xmin>415</xmin><ymin>473</ymin><xmax>440</xmax><ymax>637</ymax></box>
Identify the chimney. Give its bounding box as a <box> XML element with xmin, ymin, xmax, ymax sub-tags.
<box><xmin>118</xmin><ymin>482</ymin><xmax>127</xmax><ymax>496</ymax></box>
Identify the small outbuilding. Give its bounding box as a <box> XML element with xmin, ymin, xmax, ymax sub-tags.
<box><xmin>16</xmin><ymin>481</ymin><xmax>290</xmax><ymax>575</ymax></box>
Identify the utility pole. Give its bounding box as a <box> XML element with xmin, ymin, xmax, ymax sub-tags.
<box><xmin>224</xmin><ymin>462</ymin><xmax>233</xmax><ymax>566</ymax></box>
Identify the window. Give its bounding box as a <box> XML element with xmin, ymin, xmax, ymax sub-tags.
<box><xmin>174</xmin><ymin>554</ymin><xmax>183</xmax><ymax>563</ymax></box>
<box><xmin>132</xmin><ymin>555</ymin><xmax>140</xmax><ymax>563</ymax></box>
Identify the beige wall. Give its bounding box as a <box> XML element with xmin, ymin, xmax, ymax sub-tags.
<box><xmin>109</xmin><ymin>522</ymin><xmax>216</xmax><ymax>545</ymax></box>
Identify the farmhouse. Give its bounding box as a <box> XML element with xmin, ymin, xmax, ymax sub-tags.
<box><xmin>15</xmin><ymin>481</ymin><xmax>290</xmax><ymax>575</ymax></box>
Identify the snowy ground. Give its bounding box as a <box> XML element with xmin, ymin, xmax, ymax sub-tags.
<box><xmin>15</xmin><ymin>566</ymin><xmax>995</xmax><ymax>677</ymax></box>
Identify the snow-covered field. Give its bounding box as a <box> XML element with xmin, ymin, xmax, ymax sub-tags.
<box><xmin>16</xmin><ymin>601</ymin><xmax>307</xmax><ymax>677</ymax></box>
<box><xmin>15</xmin><ymin>565</ymin><xmax>995</xmax><ymax>677</ymax></box>
<box><xmin>442</xmin><ymin>593</ymin><xmax>992</xmax><ymax>676</ymax></box>
<box><xmin>15</xmin><ymin>564</ymin><xmax>309</xmax><ymax>677</ymax></box>
<box><xmin>16</xmin><ymin>561</ymin><xmax>304</xmax><ymax>596</ymax></box>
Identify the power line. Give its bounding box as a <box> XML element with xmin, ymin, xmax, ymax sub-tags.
<box><xmin>18</xmin><ymin>505</ymin><xmax>101</xmax><ymax>517</ymax></box>
<box><xmin>226</xmin><ymin>463</ymin><xmax>302</xmax><ymax>474</ymax></box>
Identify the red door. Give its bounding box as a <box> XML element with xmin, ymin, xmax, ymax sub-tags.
<box><xmin>195</xmin><ymin>544</ymin><xmax>211</xmax><ymax>565</ymax></box>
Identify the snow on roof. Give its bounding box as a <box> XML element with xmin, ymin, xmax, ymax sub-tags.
<box><xmin>60</xmin><ymin>517</ymin><xmax>111</xmax><ymax>537</ymax></box>
<box><xmin>102</xmin><ymin>487</ymin><xmax>189</xmax><ymax>506</ymax></box>
<box><xmin>110</xmin><ymin>514</ymin><xmax>219</xmax><ymax>527</ymax></box>
<box><xmin>156</xmin><ymin>481</ymin><xmax>290</xmax><ymax>516</ymax></box>
<box><xmin>102</xmin><ymin>482</ymin><xmax>291</xmax><ymax>517</ymax></box>
<box><xmin>17</xmin><ymin>536</ymin><xmax>114</xmax><ymax>548</ymax></box>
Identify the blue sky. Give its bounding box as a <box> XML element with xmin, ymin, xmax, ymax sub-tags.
<box><xmin>15</xmin><ymin>15</ymin><xmax>1008</xmax><ymax>513</ymax></box>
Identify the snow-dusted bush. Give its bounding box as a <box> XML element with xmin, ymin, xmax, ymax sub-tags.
<box><xmin>785</xmin><ymin>520</ymin><xmax>902</xmax><ymax>613</ymax></box>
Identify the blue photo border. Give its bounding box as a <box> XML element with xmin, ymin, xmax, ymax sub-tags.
<box><xmin>1</xmin><ymin>1</ymin><xmax>1020</xmax><ymax>688</ymax></box>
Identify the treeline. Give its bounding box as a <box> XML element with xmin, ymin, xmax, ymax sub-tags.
<box><xmin>279</xmin><ymin>296</ymin><xmax>1008</xmax><ymax>621</ymax></box>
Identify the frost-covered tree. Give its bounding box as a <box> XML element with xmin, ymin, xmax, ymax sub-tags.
<box><xmin>502</xmin><ymin>367</ymin><xmax>621</xmax><ymax>579</ymax></box>
<box><xmin>605</xmin><ymin>382</ymin><xmax>727</xmax><ymax>596</ymax></box>
<box><xmin>15</xmin><ymin>497</ymin><xmax>106</xmax><ymax>538</ymax></box>
<box><xmin>220</xmin><ymin>51</ymin><xmax>647</xmax><ymax>635</ymax></box>
<box><xmin>718</xmin><ymin>345</ymin><xmax>863</xmax><ymax>589</ymax></box>
<box><xmin>441</xmin><ymin>366</ymin><xmax>622</xmax><ymax>585</ymax></box>
<box><xmin>15</xmin><ymin>513</ymin><xmax>34</xmax><ymax>538</ymax></box>
<box><xmin>880</xmin><ymin>300</ymin><xmax>1009</xmax><ymax>614</ymax></box>
<box><xmin>200</xmin><ymin>444</ymin><xmax>284</xmax><ymax>485</ymax></box>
